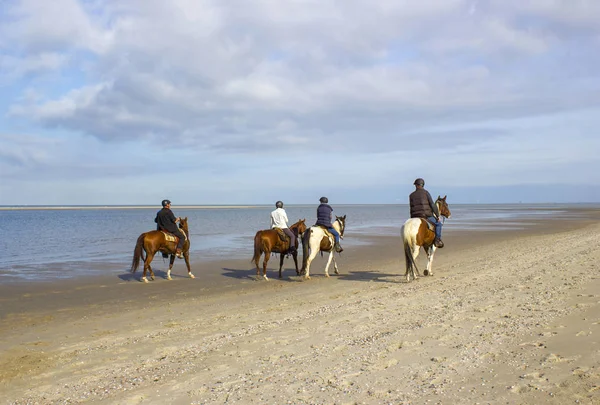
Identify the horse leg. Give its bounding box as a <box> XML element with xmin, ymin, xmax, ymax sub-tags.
<box><xmin>304</xmin><ymin>247</ymin><xmax>319</xmax><ymax>280</ymax></box>
<box><xmin>332</xmin><ymin>256</ymin><xmax>339</xmax><ymax>275</ymax></box>
<box><xmin>254</xmin><ymin>252</ymin><xmax>262</xmax><ymax>278</ymax></box>
<box><xmin>262</xmin><ymin>251</ymin><xmax>270</xmax><ymax>281</ymax></box>
<box><xmin>424</xmin><ymin>246</ymin><xmax>436</xmax><ymax>276</ymax></box>
<box><xmin>142</xmin><ymin>252</ymin><xmax>156</xmax><ymax>283</ymax></box>
<box><xmin>184</xmin><ymin>251</ymin><xmax>194</xmax><ymax>279</ymax></box>
<box><xmin>323</xmin><ymin>251</ymin><xmax>334</xmax><ymax>278</ymax></box>
<box><xmin>410</xmin><ymin>246</ymin><xmax>420</xmax><ymax>281</ymax></box>
<box><xmin>279</xmin><ymin>253</ymin><xmax>285</xmax><ymax>279</ymax></box>
<box><xmin>292</xmin><ymin>251</ymin><xmax>300</xmax><ymax>276</ymax></box>
<box><xmin>167</xmin><ymin>254</ymin><xmax>176</xmax><ymax>280</ymax></box>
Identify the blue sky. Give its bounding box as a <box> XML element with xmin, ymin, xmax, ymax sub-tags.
<box><xmin>1</xmin><ymin>0</ymin><xmax>599</xmax><ymax>205</ymax></box>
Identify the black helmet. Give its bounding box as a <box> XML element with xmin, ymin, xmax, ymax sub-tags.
<box><xmin>413</xmin><ymin>178</ymin><xmax>425</xmax><ymax>186</ymax></box>
<box><xmin>161</xmin><ymin>199</ymin><xmax>171</xmax><ymax>207</ymax></box>
<box><xmin>319</xmin><ymin>196</ymin><xmax>328</xmax><ymax>203</ymax></box>
<box><xmin>275</xmin><ymin>201</ymin><xmax>284</xmax><ymax>208</ymax></box>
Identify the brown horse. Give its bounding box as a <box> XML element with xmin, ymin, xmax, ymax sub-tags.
<box><xmin>130</xmin><ymin>217</ymin><xmax>194</xmax><ymax>283</ymax></box>
<box><xmin>401</xmin><ymin>196</ymin><xmax>451</xmax><ymax>282</ymax></box>
<box><xmin>251</xmin><ymin>219</ymin><xmax>307</xmax><ymax>280</ymax></box>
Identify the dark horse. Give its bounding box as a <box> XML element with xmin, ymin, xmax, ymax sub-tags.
<box><xmin>130</xmin><ymin>217</ymin><xmax>194</xmax><ymax>283</ymax></box>
<box><xmin>251</xmin><ymin>219</ymin><xmax>307</xmax><ymax>280</ymax></box>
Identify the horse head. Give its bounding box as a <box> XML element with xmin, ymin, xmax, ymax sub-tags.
<box><xmin>436</xmin><ymin>196</ymin><xmax>451</xmax><ymax>219</ymax></box>
<box><xmin>291</xmin><ymin>219</ymin><xmax>307</xmax><ymax>237</ymax></box>
<box><xmin>335</xmin><ymin>215</ymin><xmax>347</xmax><ymax>238</ymax></box>
<box><xmin>179</xmin><ymin>217</ymin><xmax>189</xmax><ymax>235</ymax></box>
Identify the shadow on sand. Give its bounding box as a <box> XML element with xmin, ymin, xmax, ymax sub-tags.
<box><xmin>221</xmin><ymin>267</ymin><xmax>303</xmax><ymax>282</ymax></box>
<box><xmin>119</xmin><ymin>268</ymin><xmax>191</xmax><ymax>282</ymax></box>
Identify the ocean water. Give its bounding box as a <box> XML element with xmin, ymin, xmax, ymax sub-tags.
<box><xmin>0</xmin><ymin>204</ymin><xmax>592</xmax><ymax>282</ymax></box>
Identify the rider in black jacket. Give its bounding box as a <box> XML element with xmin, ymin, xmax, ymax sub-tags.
<box><xmin>155</xmin><ymin>199</ymin><xmax>185</xmax><ymax>258</ymax></box>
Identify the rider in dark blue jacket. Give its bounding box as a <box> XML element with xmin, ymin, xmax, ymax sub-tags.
<box><xmin>315</xmin><ymin>197</ymin><xmax>343</xmax><ymax>252</ymax></box>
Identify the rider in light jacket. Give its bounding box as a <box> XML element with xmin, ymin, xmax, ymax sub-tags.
<box><xmin>270</xmin><ymin>201</ymin><xmax>296</xmax><ymax>254</ymax></box>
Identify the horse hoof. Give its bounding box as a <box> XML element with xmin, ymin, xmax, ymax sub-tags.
<box><xmin>142</xmin><ymin>277</ymin><xmax>148</xmax><ymax>283</ymax></box>
<box><xmin>150</xmin><ymin>276</ymin><xmax>155</xmax><ymax>281</ymax></box>
<box><xmin>167</xmin><ymin>276</ymin><xmax>172</xmax><ymax>281</ymax></box>
<box><xmin>423</xmin><ymin>270</ymin><xmax>429</xmax><ymax>276</ymax></box>
<box><xmin>189</xmin><ymin>273</ymin><xmax>195</xmax><ymax>279</ymax></box>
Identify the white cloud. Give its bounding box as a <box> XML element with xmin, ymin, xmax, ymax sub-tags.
<box><xmin>1</xmin><ymin>0</ymin><xmax>599</xmax><ymax>203</ymax></box>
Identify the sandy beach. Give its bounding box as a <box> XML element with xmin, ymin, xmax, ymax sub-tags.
<box><xmin>1</xmin><ymin>209</ymin><xmax>599</xmax><ymax>405</ymax></box>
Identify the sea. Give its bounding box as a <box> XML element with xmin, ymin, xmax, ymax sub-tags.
<box><xmin>0</xmin><ymin>204</ymin><xmax>594</xmax><ymax>283</ymax></box>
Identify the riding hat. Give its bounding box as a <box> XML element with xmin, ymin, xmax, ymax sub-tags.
<box><xmin>319</xmin><ymin>196</ymin><xmax>328</xmax><ymax>203</ymax></box>
<box><xmin>413</xmin><ymin>178</ymin><xmax>425</xmax><ymax>186</ymax></box>
<box><xmin>275</xmin><ymin>201</ymin><xmax>284</xmax><ymax>208</ymax></box>
<box><xmin>161</xmin><ymin>199</ymin><xmax>171</xmax><ymax>207</ymax></box>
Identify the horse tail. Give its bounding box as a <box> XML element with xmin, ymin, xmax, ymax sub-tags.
<box><xmin>251</xmin><ymin>231</ymin><xmax>262</xmax><ymax>264</ymax></box>
<box><xmin>402</xmin><ymin>223</ymin><xmax>420</xmax><ymax>274</ymax></box>
<box><xmin>130</xmin><ymin>233</ymin><xmax>146</xmax><ymax>273</ymax></box>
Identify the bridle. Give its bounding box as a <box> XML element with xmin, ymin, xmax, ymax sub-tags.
<box><xmin>436</xmin><ymin>199</ymin><xmax>448</xmax><ymax>225</ymax></box>
<box><xmin>335</xmin><ymin>217</ymin><xmax>346</xmax><ymax>237</ymax></box>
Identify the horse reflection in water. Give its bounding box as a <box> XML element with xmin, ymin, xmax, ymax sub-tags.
<box><xmin>130</xmin><ymin>217</ymin><xmax>194</xmax><ymax>283</ymax></box>
<box><xmin>251</xmin><ymin>219</ymin><xmax>307</xmax><ymax>280</ymax></box>
<box><xmin>401</xmin><ymin>196</ymin><xmax>451</xmax><ymax>282</ymax></box>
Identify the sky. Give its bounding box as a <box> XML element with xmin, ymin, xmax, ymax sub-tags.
<box><xmin>1</xmin><ymin>0</ymin><xmax>599</xmax><ymax>205</ymax></box>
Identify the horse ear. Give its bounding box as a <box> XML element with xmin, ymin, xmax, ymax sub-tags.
<box><xmin>443</xmin><ymin>195</ymin><xmax>447</xmax><ymax>201</ymax></box>
<box><xmin>343</xmin><ymin>214</ymin><xmax>346</xmax><ymax>220</ymax></box>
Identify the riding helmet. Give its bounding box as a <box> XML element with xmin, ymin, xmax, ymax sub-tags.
<box><xmin>413</xmin><ymin>178</ymin><xmax>425</xmax><ymax>186</ymax></box>
<box><xmin>275</xmin><ymin>201</ymin><xmax>284</xmax><ymax>208</ymax></box>
<box><xmin>161</xmin><ymin>199</ymin><xmax>171</xmax><ymax>207</ymax></box>
<box><xmin>319</xmin><ymin>196</ymin><xmax>328</xmax><ymax>204</ymax></box>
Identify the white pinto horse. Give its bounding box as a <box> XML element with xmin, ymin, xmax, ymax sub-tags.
<box><xmin>401</xmin><ymin>196</ymin><xmax>451</xmax><ymax>282</ymax></box>
<box><xmin>301</xmin><ymin>215</ymin><xmax>346</xmax><ymax>280</ymax></box>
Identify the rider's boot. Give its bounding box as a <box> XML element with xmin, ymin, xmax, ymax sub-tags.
<box><xmin>434</xmin><ymin>238</ymin><xmax>444</xmax><ymax>248</ymax></box>
<box><xmin>175</xmin><ymin>248</ymin><xmax>183</xmax><ymax>258</ymax></box>
<box><xmin>162</xmin><ymin>253</ymin><xmax>169</xmax><ymax>259</ymax></box>
<box><xmin>288</xmin><ymin>245</ymin><xmax>297</xmax><ymax>255</ymax></box>
<box><xmin>334</xmin><ymin>242</ymin><xmax>344</xmax><ymax>253</ymax></box>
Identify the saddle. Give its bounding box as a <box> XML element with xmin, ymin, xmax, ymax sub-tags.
<box><xmin>274</xmin><ymin>227</ymin><xmax>289</xmax><ymax>243</ymax></box>
<box><xmin>421</xmin><ymin>218</ymin><xmax>436</xmax><ymax>232</ymax></box>
<box><xmin>160</xmin><ymin>230</ymin><xmax>187</xmax><ymax>243</ymax></box>
<box><xmin>315</xmin><ymin>225</ymin><xmax>335</xmax><ymax>241</ymax></box>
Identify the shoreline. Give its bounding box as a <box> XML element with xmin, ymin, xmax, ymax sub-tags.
<box><xmin>1</xmin><ymin>209</ymin><xmax>596</xmax><ymax>320</ymax></box>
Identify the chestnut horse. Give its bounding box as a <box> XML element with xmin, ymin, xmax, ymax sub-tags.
<box><xmin>130</xmin><ymin>217</ymin><xmax>194</xmax><ymax>283</ymax></box>
<box><xmin>401</xmin><ymin>196</ymin><xmax>451</xmax><ymax>282</ymax></box>
<box><xmin>301</xmin><ymin>215</ymin><xmax>346</xmax><ymax>280</ymax></box>
<box><xmin>251</xmin><ymin>219</ymin><xmax>307</xmax><ymax>280</ymax></box>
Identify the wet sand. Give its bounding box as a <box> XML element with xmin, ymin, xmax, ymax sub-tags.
<box><xmin>1</xmin><ymin>208</ymin><xmax>599</xmax><ymax>404</ymax></box>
